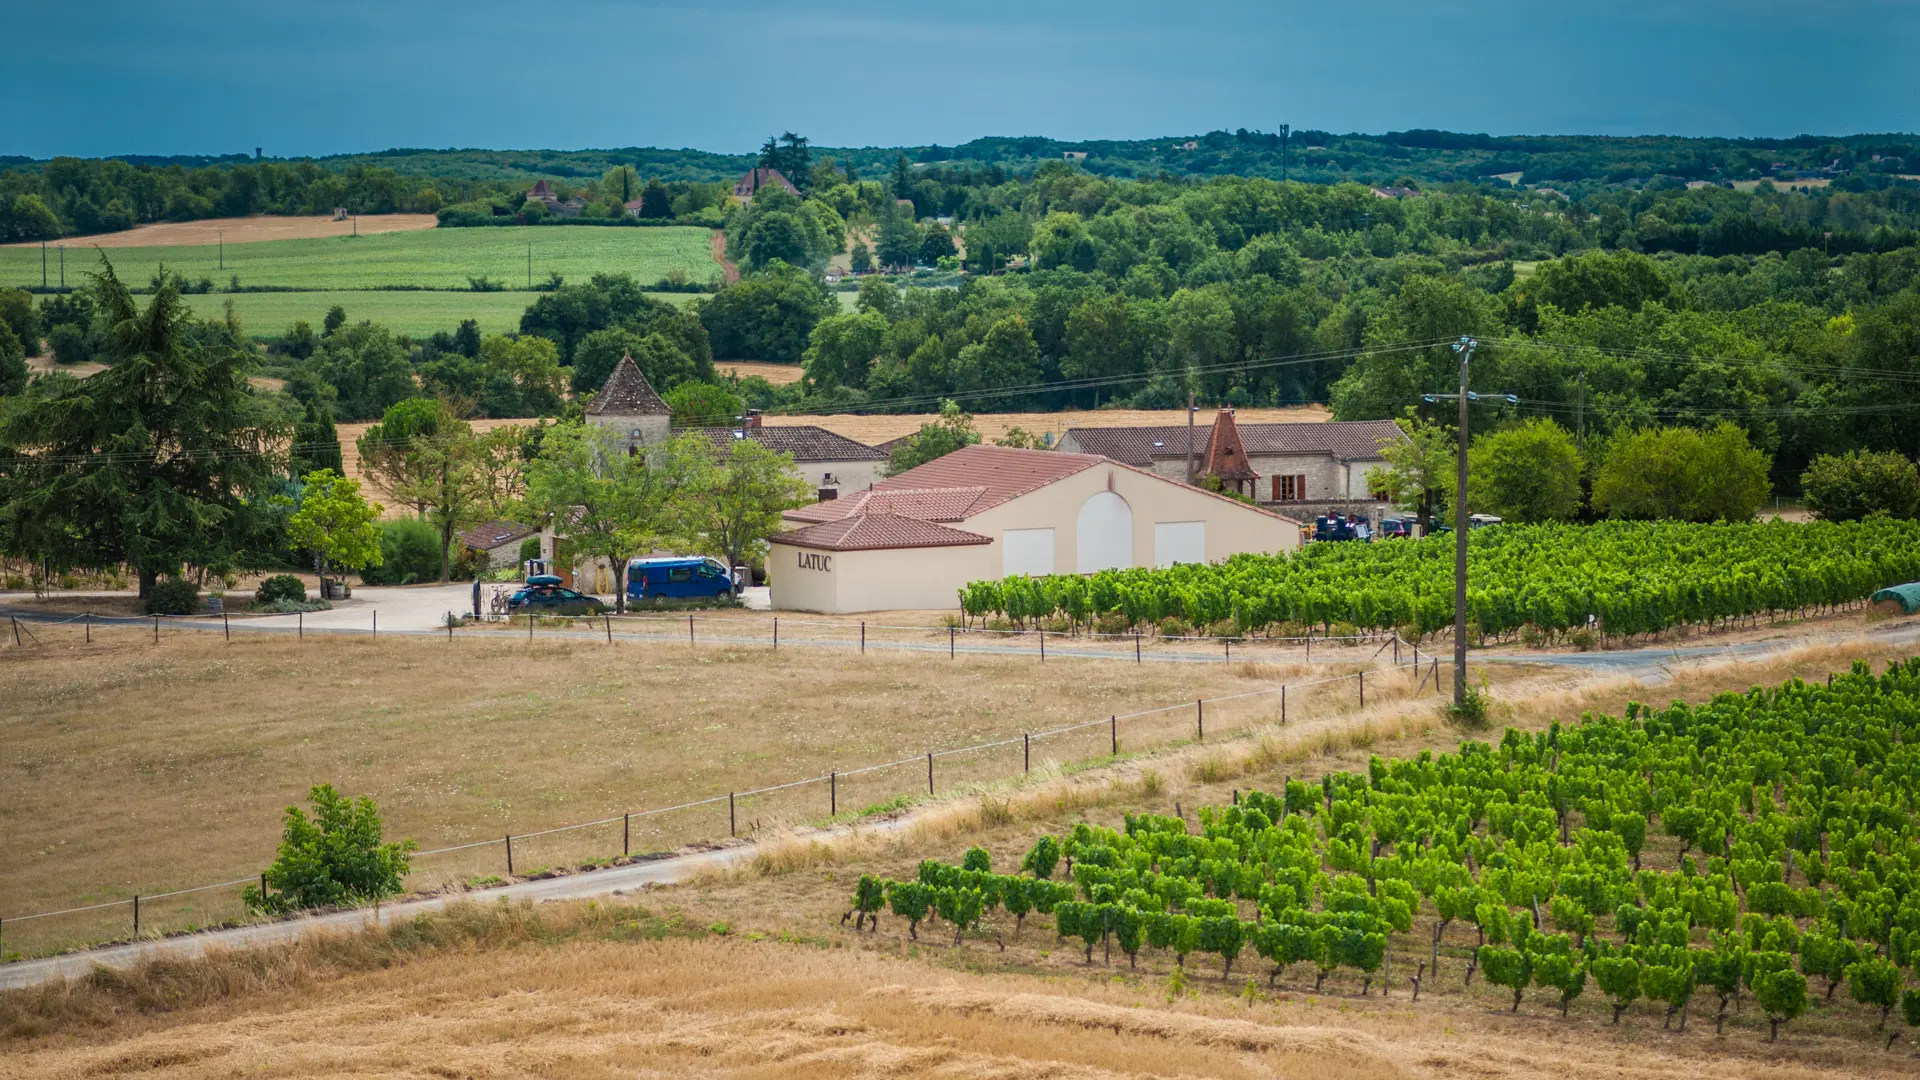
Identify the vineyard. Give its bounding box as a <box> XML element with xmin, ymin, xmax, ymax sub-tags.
<box><xmin>959</xmin><ymin>520</ymin><xmax>1920</xmax><ymax>642</ymax></box>
<box><xmin>849</xmin><ymin>659</ymin><xmax>1920</xmax><ymax>1045</ymax></box>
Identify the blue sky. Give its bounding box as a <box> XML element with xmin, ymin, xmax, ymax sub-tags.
<box><xmin>5</xmin><ymin>0</ymin><xmax>1916</xmax><ymax>159</ymax></box>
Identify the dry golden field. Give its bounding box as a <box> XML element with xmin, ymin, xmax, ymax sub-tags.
<box><xmin>5</xmin><ymin>639</ymin><xmax>1918</xmax><ymax>1077</ymax></box>
<box><xmin>0</xmin><ymin>626</ymin><xmax>1376</xmax><ymax>953</ymax></box>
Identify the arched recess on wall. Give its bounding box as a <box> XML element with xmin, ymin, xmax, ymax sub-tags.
<box><xmin>1075</xmin><ymin>490</ymin><xmax>1133</xmax><ymax>572</ymax></box>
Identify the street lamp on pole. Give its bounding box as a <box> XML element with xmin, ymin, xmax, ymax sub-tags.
<box><xmin>1419</xmin><ymin>337</ymin><xmax>1517</xmax><ymax>706</ymax></box>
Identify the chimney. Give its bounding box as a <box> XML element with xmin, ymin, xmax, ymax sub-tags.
<box><xmin>743</xmin><ymin>409</ymin><xmax>763</xmax><ymax>430</ymax></box>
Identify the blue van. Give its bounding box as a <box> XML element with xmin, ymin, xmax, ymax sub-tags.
<box><xmin>627</xmin><ymin>556</ymin><xmax>740</xmax><ymax>601</ymax></box>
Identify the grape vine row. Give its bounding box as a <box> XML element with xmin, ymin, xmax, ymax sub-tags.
<box><xmin>958</xmin><ymin>519</ymin><xmax>1920</xmax><ymax>641</ymax></box>
<box><xmin>849</xmin><ymin>658</ymin><xmax>1920</xmax><ymax>1044</ymax></box>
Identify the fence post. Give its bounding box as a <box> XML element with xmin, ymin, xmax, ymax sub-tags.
<box><xmin>447</xmin><ymin>619</ymin><xmax>454</xmax><ymax>641</ymax></box>
<box><xmin>1197</xmin><ymin>699</ymin><xmax>1204</xmax><ymax>741</ymax></box>
<box><xmin>1111</xmin><ymin>715</ymin><xmax>1118</xmax><ymax>756</ymax></box>
<box><xmin>299</xmin><ymin>611</ymin><xmax>303</xmax><ymax>640</ymax></box>
<box><xmin>860</xmin><ymin>621</ymin><xmax>865</xmax><ymax>655</ymax></box>
<box><xmin>1135</xmin><ymin>633</ymin><xmax>1141</xmax><ymax>663</ymax></box>
<box><xmin>223</xmin><ymin>611</ymin><xmax>230</xmax><ymax>641</ymax></box>
<box><xmin>133</xmin><ymin>894</ymin><xmax>140</xmax><ymax>938</ymax></box>
<box><xmin>1305</xmin><ymin>634</ymin><xmax>1310</xmax><ymax>662</ymax></box>
<box><xmin>1024</xmin><ymin>732</ymin><xmax>1031</xmax><ymax>772</ymax></box>
<box><xmin>689</xmin><ymin>614</ymin><xmax>695</xmax><ymax>646</ymax></box>
<box><xmin>1039</xmin><ymin>631</ymin><xmax>1045</xmax><ymax>662</ymax></box>
<box><xmin>927</xmin><ymin>753</ymin><xmax>934</xmax><ymax>795</ymax></box>
<box><xmin>528</xmin><ymin>613</ymin><xmax>534</xmax><ymax>641</ymax></box>
<box><xmin>10</xmin><ymin>616</ymin><xmax>18</xmax><ymax>646</ymax></box>
<box><xmin>623</xmin><ymin>813</ymin><xmax>630</xmax><ymax>856</ymax></box>
<box><xmin>86</xmin><ymin>612</ymin><xmax>91</xmax><ymax>643</ymax></box>
<box><xmin>1281</xmin><ymin>685</ymin><xmax>1287</xmax><ymax>724</ymax></box>
<box><xmin>260</xmin><ymin>872</ymin><xmax>267</xmax><ymax>903</ymax></box>
<box><xmin>153</xmin><ymin>614</ymin><xmax>159</xmax><ymax>643</ymax></box>
<box><xmin>1394</xmin><ymin>636</ymin><xmax>1399</xmax><ymax>664</ymax></box>
<box><xmin>605</xmin><ymin>614</ymin><xmax>612</xmax><ymax>643</ymax></box>
<box><xmin>1225</xmin><ymin>639</ymin><xmax>1230</xmax><ymax>662</ymax></box>
<box><xmin>950</xmin><ymin>626</ymin><xmax>955</xmax><ymax>658</ymax></box>
<box><xmin>830</xmin><ymin>771</ymin><xmax>837</xmax><ymax>816</ymax></box>
<box><xmin>1359</xmin><ymin>671</ymin><xmax>1365</xmax><ymax>707</ymax></box>
<box><xmin>372</xmin><ymin>610</ymin><xmax>377</xmax><ymax>638</ymax></box>
<box><xmin>505</xmin><ymin>834</ymin><xmax>514</xmax><ymax>875</ymax></box>
<box><xmin>729</xmin><ymin>793</ymin><xmax>736</xmax><ymax>837</ymax></box>
<box><xmin>773</xmin><ymin>616</ymin><xmax>778</xmax><ymax>650</ymax></box>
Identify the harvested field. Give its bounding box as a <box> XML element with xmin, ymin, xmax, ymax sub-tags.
<box><xmin>0</xmin><ymin>628</ymin><xmax>1327</xmax><ymax>952</ymax></box>
<box><xmin>763</xmin><ymin>404</ymin><xmax>1332</xmax><ymax>447</ymax></box>
<box><xmin>0</xmin><ymin>214</ymin><xmax>438</xmax><ymax>249</ymax></box>
<box><xmin>719</xmin><ymin>360</ymin><xmax>804</xmax><ymax>384</ymax></box>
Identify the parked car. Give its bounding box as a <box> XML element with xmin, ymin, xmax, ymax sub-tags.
<box><xmin>1313</xmin><ymin>514</ymin><xmax>1367</xmax><ymax>542</ymax></box>
<box><xmin>627</xmin><ymin>556</ymin><xmax>742</xmax><ymax>602</ymax></box>
<box><xmin>507</xmin><ymin>575</ymin><xmax>609</xmax><ymax>616</ymax></box>
<box><xmin>1379</xmin><ymin>518</ymin><xmax>1415</xmax><ymax>539</ymax></box>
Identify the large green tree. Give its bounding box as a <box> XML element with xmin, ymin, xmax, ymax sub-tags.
<box><xmin>1592</xmin><ymin>423</ymin><xmax>1772</xmax><ymax>522</ymax></box>
<box><xmin>523</xmin><ymin>422</ymin><xmax>698</xmax><ymax>612</ymax></box>
<box><xmin>1468</xmin><ymin>418</ymin><xmax>1585</xmax><ymax>523</ymax></box>
<box><xmin>676</xmin><ymin>437</ymin><xmax>813</xmax><ymax>573</ymax></box>
<box><xmin>697</xmin><ymin>261</ymin><xmax>838</xmax><ymax>364</ymax></box>
<box><xmin>0</xmin><ymin>263</ymin><xmax>286</xmax><ymax>595</ymax></box>
<box><xmin>1801</xmin><ymin>449</ymin><xmax>1920</xmax><ymax>521</ymax></box>
<box><xmin>287</xmin><ymin>468</ymin><xmax>384</xmax><ymax>586</ymax></box>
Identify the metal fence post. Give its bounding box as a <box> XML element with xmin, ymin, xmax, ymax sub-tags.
<box><xmin>623</xmin><ymin>813</ymin><xmax>630</xmax><ymax>856</ymax></box>
<box><xmin>1281</xmin><ymin>684</ymin><xmax>1287</xmax><ymax>724</ymax></box>
<box><xmin>372</xmin><ymin>610</ymin><xmax>377</xmax><ymax>638</ymax></box>
<box><xmin>223</xmin><ymin>611</ymin><xmax>230</xmax><ymax>641</ymax></box>
<box><xmin>605</xmin><ymin>614</ymin><xmax>612</xmax><ymax>643</ymax></box>
<box><xmin>950</xmin><ymin>626</ymin><xmax>955</xmax><ymax>658</ymax></box>
<box><xmin>860</xmin><ymin>621</ymin><xmax>866</xmax><ymax>655</ymax></box>
<box><xmin>1135</xmin><ymin>633</ymin><xmax>1141</xmax><ymax>663</ymax></box>
<box><xmin>1039</xmin><ymin>631</ymin><xmax>1045</xmax><ymax>662</ymax></box>
<box><xmin>688</xmin><ymin>614</ymin><xmax>695</xmax><ymax>646</ymax></box>
<box><xmin>505</xmin><ymin>834</ymin><xmax>514</xmax><ymax>875</ymax></box>
<box><xmin>85</xmin><ymin>612</ymin><xmax>91</xmax><ymax>643</ymax></box>
<box><xmin>132</xmin><ymin>894</ymin><xmax>140</xmax><ymax>937</ymax></box>
<box><xmin>773</xmin><ymin>616</ymin><xmax>778</xmax><ymax>650</ymax></box>
<box><xmin>260</xmin><ymin>873</ymin><xmax>267</xmax><ymax>903</ymax></box>
<box><xmin>927</xmin><ymin>753</ymin><xmax>934</xmax><ymax>795</ymax></box>
<box><xmin>729</xmin><ymin>793</ymin><xmax>736</xmax><ymax>837</ymax></box>
<box><xmin>1111</xmin><ymin>715</ymin><xmax>1118</xmax><ymax>756</ymax></box>
<box><xmin>830</xmin><ymin>771</ymin><xmax>837</xmax><ymax>816</ymax></box>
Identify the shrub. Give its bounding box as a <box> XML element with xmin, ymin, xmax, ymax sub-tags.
<box><xmin>1801</xmin><ymin>449</ymin><xmax>1920</xmax><ymax>521</ymax></box>
<box><xmin>359</xmin><ymin>518</ymin><xmax>440</xmax><ymax>585</ymax></box>
<box><xmin>48</xmin><ymin>322</ymin><xmax>92</xmax><ymax>366</ymax></box>
<box><xmin>254</xmin><ymin>574</ymin><xmax>307</xmax><ymax>606</ymax></box>
<box><xmin>144</xmin><ymin>578</ymin><xmax>201</xmax><ymax>615</ymax></box>
<box><xmin>244</xmin><ymin>784</ymin><xmax>415</xmax><ymax>914</ymax></box>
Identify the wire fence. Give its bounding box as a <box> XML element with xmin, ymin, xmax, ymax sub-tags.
<box><xmin>0</xmin><ymin>614</ymin><xmax>1444</xmax><ymax>958</ymax></box>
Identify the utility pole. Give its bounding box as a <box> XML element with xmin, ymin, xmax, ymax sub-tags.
<box><xmin>1452</xmin><ymin>339</ymin><xmax>1473</xmax><ymax>705</ymax></box>
<box><xmin>1420</xmin><ymin>338</ymin><xmax>1517</xmax><ymax>708</ymax></box>
<box><xmin>1186</xmin><ymin>391</ymin><xmax>1197</xmax><ymax>485</ymax></box>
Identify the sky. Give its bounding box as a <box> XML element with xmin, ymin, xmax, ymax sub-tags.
<box><xmin>5</xmin><ymin>0</ymin><xmax>1917</xmax><ymax>159</ymax></box>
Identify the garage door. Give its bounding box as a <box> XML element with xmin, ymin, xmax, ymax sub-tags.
<box><xmin>1154</xmin><ymin>521</ymin><xmax>1206</xmax><ymax>567</ymax></box>
<box><xmin>1075</xmin><ymin>491</ymin><xmax>1133</xmax><ymax>572</ymax></box>
<box><xmin>1002</xmin><ymin>528</ymin><xmax>1055</xmax><ymax>576</ymax></box>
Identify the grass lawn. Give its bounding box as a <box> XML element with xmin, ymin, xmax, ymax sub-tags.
<box><xmin>180</xmin><ymin>289</ymin><xmax>695</xmax><ymax>339</ymax></box>
<box><xmin>0</xmin><ymin>226</ymin><xmax>719</xmax><ymax>292</ymax></box>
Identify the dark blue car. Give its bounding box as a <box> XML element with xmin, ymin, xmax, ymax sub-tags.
<box><xmin>507</xmin><ymin>575</ymin><xmax>609</xmax><ymax>616</ymax></box>
<box><xmin>627</xmin><ymin>557</ymin><xmax>740</xmax><ymax>602</ymax></box>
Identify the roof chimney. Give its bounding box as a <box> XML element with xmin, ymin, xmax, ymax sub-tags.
<box><xmin>743</xmin><ymin>409</ymin><xmax>763</xmax><ymax>430</ymax></box>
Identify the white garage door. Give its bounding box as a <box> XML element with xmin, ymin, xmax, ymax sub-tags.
<box><xmin>1002</xmin><ymin>528</ymin><xmax>1055</xmax><ymax>576</ymax></box>
<box><xmin>1154</xmin><ymin>521</ymin><xmax>1206</xmax><ymax>567</ymax></box>
<box><xmin>1075</xmin><ymin>491</ymin><xmax>1133</xmax><ymax>572</ymax></box>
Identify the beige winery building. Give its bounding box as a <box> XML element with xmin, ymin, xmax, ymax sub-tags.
<box><xmin>766</xmin><ymin>445</ymin><xmax>1300</xmax><ymax>613</ymax></box>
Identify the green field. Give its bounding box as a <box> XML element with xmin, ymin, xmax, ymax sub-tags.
<box><xmin>1</xmin><ymin>226</ymin><xmax>718</xmax><ymax>291</ymax></box>
<box><xmin>180</xmin><ymin>289</ymin><xmax>697</xmax><ymax>339</ymax></box>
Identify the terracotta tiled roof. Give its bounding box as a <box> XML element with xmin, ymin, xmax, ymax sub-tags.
<box><xmin>734</xmin><ymin>167</ymin><xmax>799</xmax><ymax>198</ymax></box>
<box><xmin>784</xmin><ymin>486</ymin><xmax>990</xmax><ymax>525</ymax></box>
<box><xmin>528</xmin><ymin>179</ymin><xmax>555</xmax><ymax>199</ymax></box>
<box><xmin>690</xmin><ymin>425</ymin><xmax>886</xmax><ymax>463</ymax></box>
<box><xmin>1064</xmin><ymin>420</ymin><xmax>1408</xmax><ymax>465</ymax></box>
<box><xmin>1202</xmin><ymin>408</ymin><xmax>1259</xmax><ymax>481</ymax></box>
<box><xmin>584</xmin><ymin>355</ymin><xmax>671</xmax><ymax>416</ymax></box>
<box><xmin>872</xmin><ymin>444</ymin><xmax>1103</xmax><ymax>514</ymax></box>
<box><xmin>460</xmin><ymin>519</ymin><xmax>538</xmax><ymax>551</ymax></box>
<box><xmin>771</xmin><ymin>512</ymin><xmax>991</xmax><ymax>552</ymax></box>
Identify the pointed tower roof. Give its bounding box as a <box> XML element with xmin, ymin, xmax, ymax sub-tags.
<box><xmin>1202</xmin><ymin>406</ymin><xmax>1259</xmax><ymax>481</ymax></box>
<box><xmin>585</xmin><ymin>354</ymin><xmax>671</xmax><ymax>417</ymax></box>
